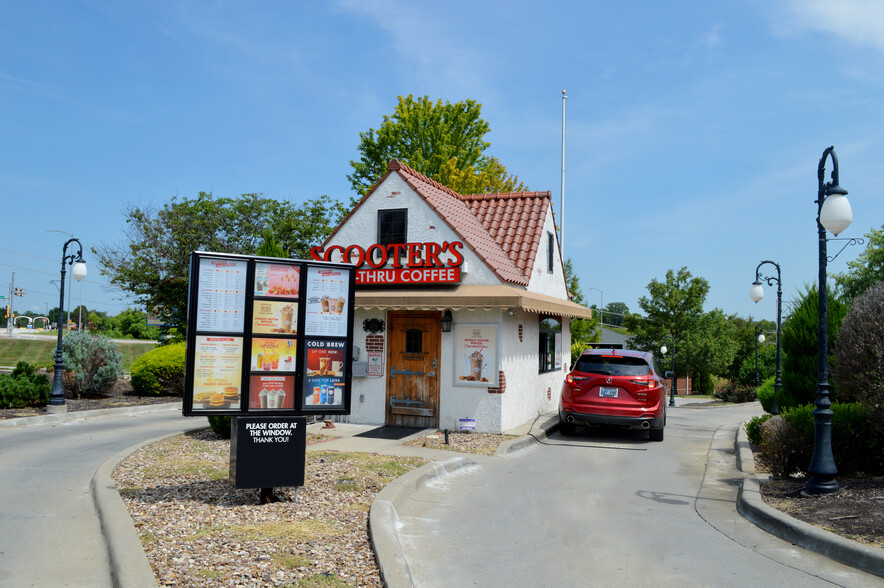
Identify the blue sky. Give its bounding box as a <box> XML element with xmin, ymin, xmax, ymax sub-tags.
<box><xmin>2</xmin><ymin>0</ymin><xmax>884</xmax><ymax>325</ymax></box>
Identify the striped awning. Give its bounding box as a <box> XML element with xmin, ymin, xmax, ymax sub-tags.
<box><xmin>355</xmin><ymin>284</ymin><xmax>592</xmax><ymax>319</ymax></box>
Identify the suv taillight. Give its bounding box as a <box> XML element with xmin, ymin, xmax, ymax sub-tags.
<box><xmin>629</xmin><ymin>378</ymin><xmax>657</xmax><ymax>390</ymax></box>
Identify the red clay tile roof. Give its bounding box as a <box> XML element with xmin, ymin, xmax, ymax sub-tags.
<box><xmin>460</xmin><ymin>190</ymin><xmax>553</xmax><ymax>280</ymax></box>
<box><xmin>389</xmin><ymin>160</ymin><xmax>529</xmax><ymax>286</ymax></box>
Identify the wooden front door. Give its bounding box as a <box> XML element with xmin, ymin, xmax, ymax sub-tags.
<box><xmin>386</xmin><ymin>311</ymin><xmax>440</xmax><ymax>428</ymax></box>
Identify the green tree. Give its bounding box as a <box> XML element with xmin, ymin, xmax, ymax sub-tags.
<box><xmin>680</xmin><ymin>309</ymin><xmax>740</xmax><ymax>394</ymax></box>
<box><xmin>781</xmin><ymin>284</ymin><xmax>849</xmax><ymax>408</ymax></box>
<box><xmin>603</xmin><ymin>301</ymin><xmax>629</xmax><ymax>327</ymax></box>
<box><xmin>624</xmin><ymin>267</ymin><xmax>709</xmax><ymax>363</ymax></box>
<box><xmin>564</xmin><ymin>258</ymin><xmax>600</xmax><ymax>350</ymax></box>
<box><xmin>256</xmin><ymin>230</ymin><xmax>287</xmax><ymax>258</ymax></box>
<box><xmin>834</xmin><ymin>225</ymin><xmax>884</xmax><ymax>302</ymax></box>
<box><xmin>347</xmin><ymin>95</ymin><xmax>525</xmax><ymax>197</ymax></box>
<box><xmin>94</xmin><ymin>192</ymin><xmax>346</xmax><ymax>334</ymax></box>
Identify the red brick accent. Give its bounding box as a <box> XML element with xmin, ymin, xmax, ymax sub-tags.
<box><xmin>365</xmin><ymin>334</ymin><xmax>385</xmax><ymax>353</ymax></box>
<box><xmin>547</xmin><ymin>387</ymin><xmax>551</xmax><ymax>400</ymax></box>
<box><xmin>518</xmin><ymin>324</ymin><xmax>523</xmax><ymax>342</ymax></box>
<box><xmin>487</xmin><ymin>371</ymin><xmax>506</xmax><ymax>394</ymax></box>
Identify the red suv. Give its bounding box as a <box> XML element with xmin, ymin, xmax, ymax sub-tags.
<box><xmin>559</xmin><ymin>348</ymin><xmax>667</xmax><ymax>441</ymax></box>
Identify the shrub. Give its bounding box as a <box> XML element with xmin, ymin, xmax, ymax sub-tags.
<box><xmin>208</xmin><ymin>416</ymin><xmax>232</xmax><ymax>439</ymax></box>
<box><xmin>130</xmin><ymin>343</ymin><xmax>186</xmax><ymax>396</ymax></box>
<box><xmin>712</xmin><ymin>381</ymin><xmax>756</xmax><ymax>403</ymax></box>
<box><xmin>833</xmin><ymin>281</ymin><xmax>884</xmax><ymax>432</ymax></box>
<box><xmin>757</xmin><ymin>402</ymin><xmax>884</xmax><ymax>477</ymax></box>
<box><xmin>744</xmin><ymin>413</ymin><xmax>773</xmax><ymax>446</ymax></box>
<box><xmin>755</xmin><ymin>376</ymin><xmax>798</xmax><ymax>415</ymax></box>
<box><xmin>0</xmin><ymin>361</ymin><xmax>51</xmax><ymax>408</ymax></box>
<box><xmin>60</xmin><ymin>331</ymin><xmax>123</xmax><ymax>397</ymax></box>
<box><xmin>758</xmin><ymin>415</ymin><xmax>811</xmax><ymax>478</ymax></box>
<box><xmin>781</xmin><ymin>284</ymin><xmax>848</xmax><ymax>407</ymax></box>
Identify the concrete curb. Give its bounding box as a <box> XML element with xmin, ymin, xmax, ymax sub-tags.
<box><xmin>495</xmin><ymin>413</ymin><xmax>558</xmax><ymax>456</ymax></box>
<box><xmin>369</xmin><ymin>457</ymin><xmax>480</xmax><ymax>588</ymax></box>
<box><xmin>735</xmin><ymin>427</ymin><xmax>884</xmax><ymax>579</ymax></box>
<box><xmin>0</xmin><ymin>402</ymin><xmax>182</xmax><ymax>429</ymax></box>
<box><xmin>91</xmin><ymin>427</ymin><xmax>207</xmax><ymax>588</ymax></box>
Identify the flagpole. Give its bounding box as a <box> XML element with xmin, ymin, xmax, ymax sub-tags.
<box><xmin>561</xmin><ymin>89</ymin><xmax>567</xmax><ymax>259</ymax></box>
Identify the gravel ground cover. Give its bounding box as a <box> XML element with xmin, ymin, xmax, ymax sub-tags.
<box><xmin>403</xmin><ymin>430</ymin><xmax>517</xmax><ymax>455</ymax></box>
<box><xmin>113</xmin><ymin>429</ymin><xmax>512</xmax><ymax>587</ymax></box>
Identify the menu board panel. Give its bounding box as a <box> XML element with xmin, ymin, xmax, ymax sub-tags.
<box><xmin>254</xmin><ymin>263</ymin><xmax>300</xmax><ymax>298</ymax></box>
<box><xmin>196</xmin><ymin>258</ymin><xmax>247</xmax><ymax>333</ymax></box>
<box><xmin>248</xmin><ymin>375</ymin><xmax>295</xmax><ymax>410</ymax></box>
<box><xmin>302</xmin><ymin>339</ymin><xmax>346</xmax><ymax>408</ymax></box>
<box><xmin>252</xmin><ymin>300</ymin><xmax>298</xmax><ymax>335</ymax></box>
<box><xmin>192</xmin><ymin>336</ymin><xmax>244</xmax><ymax>409</ymax></box>
<box><xmin>250</xmin><ymin>337</ymin><xmax>297</xmax><ymax>372</ymax></box>
<box><xmin>304</xmin><ymin>266</ymin><xmax>350</xmax><ymax>337</ymax></box>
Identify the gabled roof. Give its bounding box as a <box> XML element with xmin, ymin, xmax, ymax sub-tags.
<box><xmin>461</xmin><ymin>190</ymin><xmax>553</xmax><ymax>280</ymax></box>
<box><xmin>325</xmin><ymin>160</ymin><xmax>560</xmax><ymax>287</ymax></box>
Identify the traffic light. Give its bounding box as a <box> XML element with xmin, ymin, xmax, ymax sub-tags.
<box><xmin>13</xmin><ymin>288</ymin><xmax>24</xmax><ymax>296</ymax></box>
<box><xmin>5</xmin><ymin>306</ymin><xmax>8</xmax><ymax>318</ymax></box>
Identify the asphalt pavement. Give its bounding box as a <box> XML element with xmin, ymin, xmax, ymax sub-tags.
<box><xmin>1</xmin><ymin>399</ymin><xmax>883</xmax><ymax>587</ymax></box>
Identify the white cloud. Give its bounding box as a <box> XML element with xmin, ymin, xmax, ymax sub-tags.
<box><xmin>774</xmin><ymin>0</ymin><xmax>884</xmax><ymax>53</ymax></box>
<box><xmin>334</xmin><ymin>0</ymin><xmax>490</xmax><ymax>97</ymax></box>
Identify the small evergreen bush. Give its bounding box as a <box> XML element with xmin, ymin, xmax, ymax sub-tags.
<box><xmin>60</xmin><ymin>331</ymin><xmax>123</xmax><ymax>397</ymax></box>
<box><xmin>208</xmin><ymin>415</ymin><xmax>232</xmax><ymax>439</ymax></box>
<box><xmin>130</xmin><ymin>343</ymin><xmax>186</xmax><ymax>396</ymax></box>
<box><xmin>755</xmin><ymin>376</ymin><xmax>798</xmax><ymax>414</ymax></box>
<box><xmin>0</xmin><ymin>361</ymin><xmax>51</xmax><ymax>408</ymax></box>
<box><xmin>744</xmin><ymin>414</ymin><xmax>773</xmax><ymax>446</ymax></box>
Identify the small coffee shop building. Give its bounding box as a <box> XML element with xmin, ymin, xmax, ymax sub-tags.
<box><xmin>311</xmin><ymin>160</ymin><xmax>592</xmax><ymax>433</ymax></box>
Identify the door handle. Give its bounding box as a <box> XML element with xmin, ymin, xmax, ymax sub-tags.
<box><xmin>428</xmin><ymin>371</ymin><xmax>436</xmax><ymax>378</ymax></box>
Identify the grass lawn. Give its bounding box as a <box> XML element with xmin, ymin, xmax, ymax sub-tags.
<box><xmin>0</xmin><ymin>336</ymin><xmax>157</xmax><ymax>372</ymax></box>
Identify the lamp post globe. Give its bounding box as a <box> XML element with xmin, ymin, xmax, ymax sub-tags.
<box><xmin>758</xmin><ymin>333</ymin><xmax>766</xmax><ymax>344</ymax></box>
<box><xmin>750</xmin><ymin>281</ymin><xmax>764</xmax><ymax>303</ymax></box>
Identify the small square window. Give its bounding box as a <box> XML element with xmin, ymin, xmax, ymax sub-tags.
<box><xmin>406</xmin><ymin>328</ymin><xmax>422</xmax><ymax>353</ymax></box>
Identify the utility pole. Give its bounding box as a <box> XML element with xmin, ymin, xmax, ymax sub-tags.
<box><xmin>6</xmin><ymin>270</ymin><xmax>16</xmax><ymax>336</ymax></box>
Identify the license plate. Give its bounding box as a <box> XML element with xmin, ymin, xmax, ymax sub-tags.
<box><xmin>599</xmin><ymin>387</ymin><xmax>618</xmax><ymax>398</ymax></box>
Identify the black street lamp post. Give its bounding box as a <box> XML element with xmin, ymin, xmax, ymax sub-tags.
<box><xmin>47</xmin><ymin>238</ymin><xmax>87</xmax><ymax>414</ymax></box>
<box><xmin>660</xmin><ymin>341</ymin><xmax>676</xmax><ymax>407</ymax></box>
<box><xmin>750</xmin><ymin>260</ymin><xmax>782</xmax><ymax>415</ymax></box>
<box><xmin>806</xmin><ymin>146</ymin><xmax>854</xmax><ymax>495</ymax></box>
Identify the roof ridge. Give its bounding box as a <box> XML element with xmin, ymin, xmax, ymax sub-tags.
<box><xmin>461</xmin><ymin>190</ymin><xmax>552</xmax><ymax>201</ymax></box>
<box><xmin>388</xmin><ymin>159</ymin><xmax>463</xmax><ymax>201</ymax></box>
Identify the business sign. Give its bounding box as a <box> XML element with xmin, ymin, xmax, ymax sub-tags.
<box><xmin>183</xmin><ymin>251</ymin><xmax>355</xmax><ymax>417</ymax></box>
<box><xmin>310</xmin><ymin>241</ymin><xmax>464</xmax><ymax>286</ymax></box>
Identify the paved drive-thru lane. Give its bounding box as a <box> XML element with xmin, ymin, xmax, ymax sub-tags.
<box><xmin>395</xmin><ymin>403</ymin><xmax>882</xmax><ymax>587</ymax></box>
<box><xmin>0</xmin><ymin>407</ymin><xmax>195</xmax><ymax>587</ymax></box>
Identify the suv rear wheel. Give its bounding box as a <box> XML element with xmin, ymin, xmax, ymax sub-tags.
<box><xmin>649</xmin><ymin>426</ymin><xmax>664</xmax><ymax>442</ymax></box>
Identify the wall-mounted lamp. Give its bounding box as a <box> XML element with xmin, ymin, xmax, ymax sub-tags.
<box><xmin>441</xmin><ymin>309</ymin><xmax>453</xmax><ymax>332</ymax></box>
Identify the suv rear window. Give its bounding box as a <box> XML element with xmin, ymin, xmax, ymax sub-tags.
<box><xmin>574</xmin><ymin>355</ymin><xmax>651</xmax><ymax>377</ymax></box>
